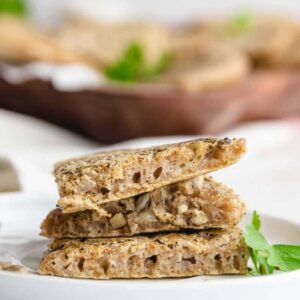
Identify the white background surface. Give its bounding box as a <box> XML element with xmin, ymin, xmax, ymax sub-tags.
<box><xmin>24</xmin><ymin>0</ymin><xmax>300</xmax><ymax>27</ymax></box>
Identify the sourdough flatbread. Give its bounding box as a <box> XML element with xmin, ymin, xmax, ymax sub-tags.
<box><xmin>196</xmin><ymin>16</ymin><xmax>299</xmax><ymax>66</ymax></box>
<box><xmin>159</xmin><ymin>43</ymin><xmax>249</xmax><ymax>92</ymax></box>
<box><xmin>55</xmin><ymin>138</ymin><xmax>246</xmax><ymax>212</ymax></box>
<box><xmin>41</xmin><ymin>176</ymin><xmax>245</xmax><ymax>238</ymax></box>
<box><xmin>38</xmin><ymin>228</ymin><xmax>249</xmax><ymax>279</ymax></box>
<box><xmin>0</xmin><ymin>15</ymin><xmax>84</xmax><ymax>64</ymax></box>
<box><xmin>57</xmin><ymin>19</ymin><xmax>171</xmax><ymax>69</ymax></box>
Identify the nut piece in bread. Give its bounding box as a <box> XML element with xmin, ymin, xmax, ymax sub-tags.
<box><xmin>41</xmin><ymin>176</ymin><xmax>245</xmax><ymax>238</ymax></box>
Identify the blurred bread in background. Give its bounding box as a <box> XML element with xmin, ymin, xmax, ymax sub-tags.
<box><xmin>0</xmin><ymin>15</ymin><xmax>85</xmax><ymax>64</ymax></box>
<box><xmin>0</xmin><ymin>12</ymin><xmax>300</xmax><ymax>91</ymax></box>
<box><xmin>278</xmin><ymin>31</ymin><xmax>300</xmax><ymax>68</ymax></box>
<box><xmin>56</xmin><ymin>17</ymin><xmax>172</xmax><ymax>70</ymax></box>
<box><xmin>159</xmin><ymin>42</ymin><xmax>249</xmax><ymax>91</ymax></box>
<box><xmin>1</xmin><ymin>8</ymin><xmax>300</xmax><ymax>143</ymax></box>
<box><xmin>188</xmin><ymin>15</ymin><xmax>300</xmax><ymax>67</ymax></box>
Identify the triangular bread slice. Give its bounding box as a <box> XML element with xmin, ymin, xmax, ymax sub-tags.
<box><xmin>38</xmin><ymin>228</ymin><xmax>249</xmax><ymax>279</ymax></box>
<box><xmin>41</xmin><ymin>176</ymin><xmax>245</xmax><ymax>238</ymax></box>
<box><xmin>55</xmin><ymin>138</ymin><xmax>246</xmax><ymax>212</ymax></box>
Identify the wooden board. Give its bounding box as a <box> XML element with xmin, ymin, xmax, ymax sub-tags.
<box><xmin>1</xmin><ymin>70</ymin><xmax>300</xmax><ymax>144</ymax></box>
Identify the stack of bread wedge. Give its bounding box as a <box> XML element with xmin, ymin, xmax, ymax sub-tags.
<box><xmin>38</xmin><ymin>138</ymin><xmax>249</xmax><ymax>279</ymax></box>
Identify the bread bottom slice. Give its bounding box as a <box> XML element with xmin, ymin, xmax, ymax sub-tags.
<box><xmin>38</xmin><ymin>228</ymin><xmax>249</xmax><ymax>279</ymax></box>
<box><xmin>41</xmin><ymin>176</ymin><xmax>245</xmax><ymax>238</ymax></box>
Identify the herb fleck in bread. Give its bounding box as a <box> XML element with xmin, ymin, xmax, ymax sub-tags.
<box><xmin>41</xmin><ymin>176</ymin><xmax>245</xmax><ymax>238</ymax></box>
<box><xmin>38</xmin><ymin>228</ymin><xmax>249</xmax><ymax>279</ymax></box>
<box><xmin>55</xmin><ymin>138</ymin><xmax>246</xmax><ymax>212</ymax></box>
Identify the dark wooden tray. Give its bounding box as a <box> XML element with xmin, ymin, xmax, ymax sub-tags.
<box><xmin>1</xmin><ymin>70</ymin><xmax>300</xmax><ymax>144</ymax></box>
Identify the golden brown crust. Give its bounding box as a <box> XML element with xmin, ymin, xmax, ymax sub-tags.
<box><xmin>55</xmin><ymin>138</ymin><xmax>246</xmax><ymax>212</ymax></box>
<box><xmin>38</xmin><ymin>228</ymin><xmax>249</xmax><ymax>279</ymax></box>
<box><xmin>41</xmin><ymin>176</ymin><xmax>245</xmax><ymax>238</ymax></box>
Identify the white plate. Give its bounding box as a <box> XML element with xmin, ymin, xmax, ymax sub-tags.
<box><xmin>0</xmin><ymin>192</ymin><xmax>299</xmax><ymax>300</ymax></box>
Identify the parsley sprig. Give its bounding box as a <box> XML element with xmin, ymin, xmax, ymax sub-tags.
<box><xmin>245</xmin><ymin>211</ymin><xmax>300</xmax><ymax>275</ymax></box>
<box><xmin>105</xmin><ymin>43</ymin><xmax>171</xmax><ymax>83</ymax></box>
<box><xmin>0</xmin><ymin>0</ymin><xmax>26</xmax><ymax>16</ymax></box>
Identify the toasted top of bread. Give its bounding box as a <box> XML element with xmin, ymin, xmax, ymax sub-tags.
<box><xmin>55</xmin><ymin>138</ymin><xmax>246</xmax><ymax>212</ymax></box>
<box><xmin>38</xmin><ymin>228</ymin><xmax>249</xmax><ymax>279</ymax></box>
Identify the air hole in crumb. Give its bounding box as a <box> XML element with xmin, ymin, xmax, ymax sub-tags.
<box><xmin>128</xmin><ymin>255</ymin><xmax>139</xmax><ymax>268</ymax></box>
<box><xmin>132</xmin><ymin>172</ymin><xmax>141</xmax><ymax>183</ymax></box>
<box><xmin>146</xmin><ymin>255</ymin><xmax>157</xmax><ymax>264</ymax></box>
<box><xmin>214</xmin><ymin>254</ymin><xmax>221</xmax><ymax>261</ymax></box>
<box><xmin>169</xmin><ymin>184</ymin><xmax>178</xmax><ymax>193</ymax></box>
<box><xmin>153</xmin><ymin>167</ymin><xmax>163</xmax><ymax>179</ymax></box>
<box><xmin>100</xmin><ymin>259</ymin><xmax>109</xmax><ymax>275</ymax></box>
<box><xmin>155</xmin><ymin>239</ymin><xmax>164</xmax><ymax>245</ymax></box>
<box><xmin>214</xmin><ymin>254</ymin><xmax>222</xmax><ymax>269</ymax></box>
<box><xmin>183</xmin><ymin>256</ymin><xmax>196</xmax><ymax>264</ymax></box>
<box><xmin>63</xmin><ymin>263</ymin><xmax>71</xmax><ymax>269</ymax></box>
<box><xmin>100</xmin><ymin>187</ymin><xmax>110</xmax><ymax>195</ymax></box>
<box><xmin>78</xmin><ymin>257</ymin><xmax>85</xmax><ymax>271</ymax></box>
<box><xmin>233</xmin><ymin>255</ymin><xmax>240</xmax><ymax>270</ymax></box>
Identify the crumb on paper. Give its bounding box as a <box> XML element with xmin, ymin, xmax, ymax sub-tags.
<box><xmin>0</xmin><ymin>261</ymin><xmax>28</xmax><ymax>273</ymax></box>
<box><xmin>0</xmin><ymin>158</ymin><xmax>21</xmax><ymax>193</ymax></box>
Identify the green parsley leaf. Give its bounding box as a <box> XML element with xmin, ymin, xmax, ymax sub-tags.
<box><xmin>244</xmin><ymin>211</ymin><xmax>300</xmax><ymax>275</ymax></box>
<box><xmin>252</xmin><ymin>210</ymin><xmax>261</xmax><ymax>230</ymax></box>
<box><xmin>226</xmin><ymin>9</ymin><xmax>253</xmax><ymax>36</ymax></box>
<box><xmin>105</xmin><ymin>43</ymin><xmax>143</xmax><ymax>82</ymax></box>
<box><xmin>268</xmin><ymin>245</ymin><xmax>300</xmax><ymax>272</ymax></box>
<box><xmin>244</xmin><ymin>224</ymin><xmax>269</xmax><ymax>251</ymax></box>
<box><xmin>105</xmin><ymin>43</ymin><xmax>171</xmax><ymax>83</ymax></box>
<box><xmin>0</xmin><ymin>0</ymin><xmax>26</xmax><ymax>16</ymax></box>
